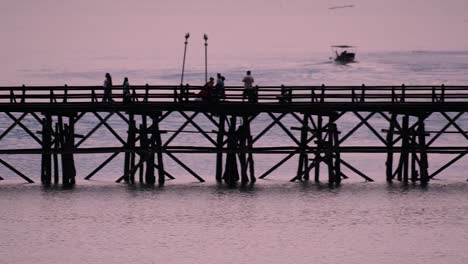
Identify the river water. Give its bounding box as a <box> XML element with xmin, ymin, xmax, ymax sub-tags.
<box><xmin>1</xmin><ymin>51</ymin><xmax>468</xmax><ymax>263</ymax></box>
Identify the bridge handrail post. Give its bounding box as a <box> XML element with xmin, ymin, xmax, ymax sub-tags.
<box><xmin>184</xmin><ymin>84</ymin><xmax>190</xmax><ymax>102</ymax></box>
<box><xmin>441</xmin><ymin>84</ymin><xmax>445</xmax><ymax>102</ymax></box>
<box><xmin>91</xmin><ymin>87</ymin><xmax>96</xmax><ymax>103</ymax></box>
<box><xmin>320</xmin><ymin>84</ymin><xmax>325</xmax><ymax>103</ymax></box>
<box><xmin>311</xmin><ymin>87</ymin><xmax>316</xmax><ymax>102</ymax></box>
<box><xmin>254</xmin><ymin>85</ymin><xmax>259</xmax><ymax>103</ymax></box>
<box><xmin>132</xmin><ymin>86</ymin><xmax>137</xmax><ymax>102</ymax></box>
<box><xmin>145</xmin><ymin>84</ymin><xmax>149</xmax><ymax>102</ymax></box>
<box><xmin>280</xmin><ymin>85</ymin><xmax>291</xmax><ymax>103</ymax></box>
<box><xmin>391</xmin><ymin>86</ymin><xmax>395</xmax><ymax>103</ymax></box>
<box><xmin>10</xmin><ymin>88</ymin><xmax>16</xmax><ymax>103</ymax></box>
<box><xmin>21</xmin><ymin>85</ymin><xmax>26</xmax><ymax>104</ymax></box>
<box><xmin>360</xmin><ymin>84</ymin><xmax>366</xmax><ymax>103</ymax></box>
<box><xmin>431</xmin><ymin>86</ymin><xmax>436</xmax><ymax>103</ymax></box>
<box><xmin>49</xmin><ymin>87</ymin><xmax>54</xmax><ymax>103</ymax></box>
<box><xmin>173</xmin><ymin>85</ymin><xmax>178</xmax><ymax>103</ymax></box>
<box><xmin>351</xmin><ymin>86</ymin><xmax>356</xmax><ymax>103</ymax></box>
<box><xmin>63</xmin><ymin>84</ymin><xmax>68</xmax><ymax>103</ymax></box>
<box><xmin>401</xmin><ymin>84</ymin><xmax>406</xmax><ymax>103</ymax></box>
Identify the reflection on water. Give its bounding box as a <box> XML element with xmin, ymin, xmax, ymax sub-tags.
<box><xmin>1</xmin><ymin>181</ymin><xmax>468</xmax><ymax>264</ymax></box>
<box><xmin>1</xmin><ymin>51</ymin><xmax>468</xmax><ymax>263</ymax></box>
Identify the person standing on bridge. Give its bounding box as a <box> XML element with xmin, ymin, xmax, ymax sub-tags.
<box><xmin>198</xmin><ymin>77</ymin><xmax>215</xmax><ymax>101</ymax></box>
<box><xmin>122</xmin><ymin>77</ymin><xmax>131</xmax><ymax>104</ymax></box>
<box><xmin>215</xmin><ymin>73</ymin><xmax>225</xmax><ymax>101</ymax></box>
<box><xmin>103</xmin><ymin>73</ymin><xmax>113</xmax><ymax>102</ymax></box>
<box><xmin>242</xmin><ymin>70</ymin><xmax>255</xmax><ymax>102</ymax></box>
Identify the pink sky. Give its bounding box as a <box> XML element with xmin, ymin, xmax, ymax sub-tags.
<box><xmin>2</xmin><ymin>0</ymin><xmax>468</xmax><ymax>62</ymax></box>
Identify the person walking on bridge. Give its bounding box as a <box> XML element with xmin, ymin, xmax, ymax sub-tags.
<box><xmin>242</xmin><ymin>70</ymin><xmax>255</xmax><ymax>102</ymax></box>
<box><xmin>122</xmin><ymin>77</ymin><xmax>131</xmax><ymax>104</ymax></box>
<box><xmin>215</xmin><ymin>73</ymin><xmax>225</xmax><ymax>101</ymax></box>
<box><xmin>103</xmin><ymin>73</ymin><xmax>113</xmax><ymax>102</ymax></box>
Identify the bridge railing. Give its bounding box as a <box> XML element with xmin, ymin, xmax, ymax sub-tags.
<box><xmin>0</xmin><ymin>84</ymin><xmax>467</xmax><ymax>104</ymax></box>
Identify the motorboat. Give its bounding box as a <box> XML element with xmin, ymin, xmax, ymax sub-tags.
<box><xmin>331</xmin><ymin>45</ymin><xmax>356</xmax><ymax>64</ymax></box>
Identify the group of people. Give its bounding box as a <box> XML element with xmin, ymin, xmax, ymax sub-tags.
<box><xmin>102</xmin><ymin>73</ymin><xmax>131</xmax><ymax>103</ymax></box>
<box><xmin>198</xmin><ymin>70</ymin><xmax>256</xmax><ymax>102</ymax></box>
<box><xmin>102</xmin><ymin>70</ymin><xmax>256</xmax><ymax>103</ymax></box>
<box><xmin>197</xmin><ymin>73</ymin><xmax>226</xmax><ymax>101</ymax></box>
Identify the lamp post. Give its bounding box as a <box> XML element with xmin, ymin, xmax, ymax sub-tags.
<box><xmin>180</xmin><ymin>33</ymin><xmax>190</xmax><ymax>85</ymax></box>
<box><xmin>204</xmin><ymin>34</ymin><xmax>208</xmax><ymax>83</ymax></box>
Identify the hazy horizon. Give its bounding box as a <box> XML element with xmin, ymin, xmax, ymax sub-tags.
<box><xmin>2</xmin><ymin>0</ymin><xmax>468</xmax><ymax>59</ymax></box>
<box><xmin>2</xmin><ymin>0</ymin><xmax>468</xmax><ymax>85</ymax></box>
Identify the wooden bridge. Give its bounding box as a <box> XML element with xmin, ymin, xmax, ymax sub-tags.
<box><xmin>0</xmin><ymin>84</ymin><xmax>467</xmax><ymax>187</ymax></box>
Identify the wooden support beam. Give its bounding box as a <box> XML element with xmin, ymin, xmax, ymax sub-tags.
<box><xmin>75</xmin><ymin>112</ymin><xmax>114</xmax><ymax>148</ymax></box>
<box><xmin>239</xmin><ymin>121</ymin><xmax>249</xmax><ymax>186</ymax></box>
<box><xmin>398</xmin><ymin>115</ymin><xmax>410</xmax><ymax>182</ymax></box>
<box><xmin>296</xmin><ymin>113</ymin><xmax>309</xmax><ymax>181</ymax></box>
<box><xmin>327</xmin><ymin>125</ymin><xmax>335</xmax><ymax>184</ymax></box>
<box><xmin>261</xmin><ymin>153</ymin><xmax>296</xmax><ymax>179</ymax></box>
<box><xmin>427</xmin><ymin>112</ymin><xmax>463</xmax><ymax>146</ymax></box>
<box><xmin>418</xmin><ymin>116</ymin><xmax>429</xmax><ymax>184</ymax></box>
<box><xmin>85</xmin><ymin>152</ymin><xmax>120</xmax><ymax>180</ymax></box>
<box><xmin>215</xmin><ymin>115</ymin><xmax>226</xmax><ymax>182</ymax></box>
<box><xmin>41</xmin><ymin>117</ymin><xmax>52</xmax><ymax>184</ymax></box>
<box><xmin>339</xmin><ymin>112</ymin><xmax>375</xmax><ymax>144</ymax></box>
<box><xmin>267</xmin><ymin>112</ymin><xmax>301</xmax><ymax>146</ymax></box>
<box><xmin>314</xmin><ymin>115</ymin><xmax>323</xmax><ymax>182</ymax></box>
<box><xmin>253</xmin><ymin>112</ymin><xmax>287</xmax><ymax>144</ymax></box>
<box><xmin>247</xmin><ymin>134</ymin><xmax>256</xmax><ymax>183</ymax></box>
<box><xmin>153</xmin><ymin>114</ymin><xmax>165</xmax><ymax>186</ymax></box>
<box><xmin>164</xmin><ymin>112</ymin><xmax>198</xmax><ymax>147</ymax></box>
<box><xmin>429</xmin><ymin>153</ymin><xmax>466</xmax><ymax>179</ymax></box>
<box><xmin>0</xmin><ymin>158</ymin><xmax>34</xmax><ymax>183</ymax></box>
<box><xmin>386</xmin><ymin>113</ymin><xmax>396</xmax><ymax>182</ymax></box>
<box><xmin>0</xmin><ymin>112</ymin><xmax>28</xmax><ymax>142</ymax></box>
<box><xmin>93</xmin><ymin>112</ymin><xmax>127</xmax><ymax>145</ymax></box>
<box><xmin>165</xmin><ymin>152</ymin><xmax>205</xmax><ymax>182</ymax></box>
<box><xmin>53</xmin><ymin>122</ymin><xmax>59</xmax><ymax>184</ymax></box>
<box><xmin>441</xmin><ymin>112</ymin><xmax>468</xmax><ymax>140</ymax></box>
<box><xmin>201</xmin><ymin>112</ymin><xmax>220</xmax><ymax>127</ymax></box>
<box><xmin>338</xmin><ymin>158</ymin><xmax>374</xmax><ymax>182</ymax></box>
<box><xmin>332</xmin><ymin>123</ymin><xmax>341</xmax><ymax>185</ymax></box>
<box><xmin>223</xmin><ymin>115</ymin><xmax>239</xmax><ymax>186</ymax></box>
<box><xmin>179</xmin><ymin>111</ymin><xmax>217</xmax><ymax>146</ymax></box>
<box><xmin>353</xmin><ymin>111</ymin><xmax>387</xmax><ymax>145</ymax></box>
<box><xmin>5</xmin><ymin>112</ymin><xmax>42</xmax><ymax>145</ymax></box>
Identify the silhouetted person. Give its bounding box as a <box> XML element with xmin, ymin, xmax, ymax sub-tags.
<box><xmin>242</xmin><ymin>70</ymin><xmax>255</xmax><ymax>102</ymax></box>
<box><xmin>122</xmin><ymin>77</ymin><xmax>131</xmax><ymax>104</ymax></box>
<box><xmin>198</xmin><ymin>77</ymin><xmax>215</xmax><ymax>101</ymax></box>
<box><xmin>103</xmin><ymin>73</ymin><xmax>113</xmax><ymax>102</ymax></box>
<box><xmin>215</xmin><ymin>73</ymin><xmax>225</xmax><ymax>100</ymax></box>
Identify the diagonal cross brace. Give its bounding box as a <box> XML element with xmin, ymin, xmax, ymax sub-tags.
<box><xmin>5</xmin><ymin>112</ymin><xmax>42</xmax><ymax>145</ymax></box>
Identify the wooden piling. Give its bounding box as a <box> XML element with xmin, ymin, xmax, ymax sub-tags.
<box><xmin>145</xmin><ymin>120</ymin><xmax>156</xmax><ymax>185</ymax></box>
<box><xmin>53</xmin><ymin>122</ymin><xmax>59</xmax><ymax>184</ymax></box>
<box><xmin>327</xmin><ymin>124</ymin><xmax>335</xmax><ymax>185</ymax></box>
<box><xmin>223</xmin><ymin>115</ymin><xmax>239</xmax><ymax>187</ymax></box>
<box><xmin>332</xmin><ymin>123</ymin><xmax>341</xmax><ymax>185</ymax></box>
<box><xmin>401</xmin><ymin>115</ymin><xmax>410</xmax><ymax>183</ymax></box>
<box><xmin>314</xmin><ymin>115</ymin><xmax>323</xmax><ymax>182</ymax></box>
<box><xmin>296</xmin><ymin>113</ymin><xmax>309</xmax><ymax>181</ymax></box>
<box><xmin>41</xmin><ymin>117</ymin><xmax>52</xmax><ymax>184</ymax></box>
<box><xmin>154</xmin><ymin>113</ymin><xmax>165</xmax><ymax>186</ymax></box>
<box><xmin>239</xmin><ymin>122</ymin><xmax>248</xmax><ymax>186</ymax></box>
<box><xmin>128</xmin><ymin>116</ymin><xmax>136</xmax><ymax>183</ymax></box>
<box><xmin>246</xmin><ymin>120</ymin><xmax>256</xmax><ymax>183</ymax></box>
<box><xmin>386</xmin><ymin>113</ymin><xmax>396</xmax><ymax>182</ymax></box>
<box><xmin>215</xmin><ymin>115</ymin><xmax>226</xmax><ymax>182</ymax></box>
<box><xmin>418</xmin><ymin>115</ymin><xmax>429</xmax><ymax>184</ymax></box>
